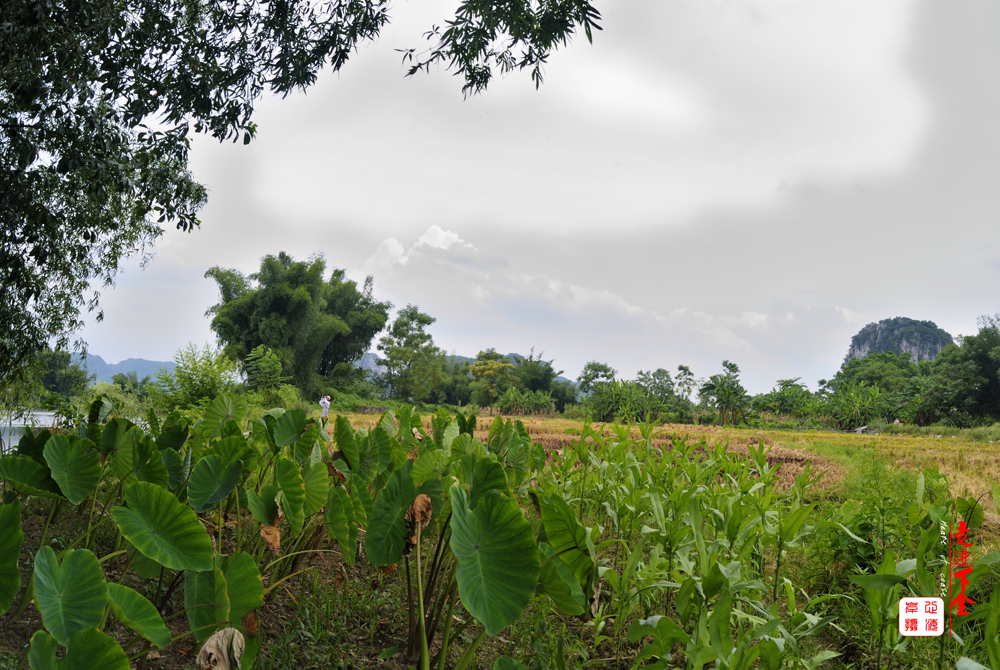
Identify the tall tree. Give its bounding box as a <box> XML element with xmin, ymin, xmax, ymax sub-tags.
<box><xmin>514</xmin><ymin>348</ymin><xmax>562</xmax><ymax>393</ymax></box>
<box><xmin>1</xmin><ymin>0</ymin><xmax>601</xmax><ymax>383</ymax></box>
<box><xmin>635</xmin><ymin>368</ymin><xmax>674</xmax><ymax>401</ymax></box>
<box><xmin>206</xmin><ymin>252</ymin><xmax>391</xmax><ymax>395</ymax></box>
<box><xmin>375</xmin><ymin>305</ymin><xmax>442</xmax><ymax>402</ymax></box>
<box><xmin>577</xmin><ymin>361</ymin><xmax>616</xmax><ymax>394</ymax></box>
<box><xmin>699</xmin><ymin>360</ymin><xmax>749</xmax><ymax>425</ymax></box>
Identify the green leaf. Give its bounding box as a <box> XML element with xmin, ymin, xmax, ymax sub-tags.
<box><xmin>708</xmin><ymin>583</ymin><xmax>734</xmax><ymax>660</ymax></box>
<box><xmin>992</xmin><ymin>481</ymin><xmax>1000</xmax><ymax>517</ymax></box>
<box><xmin>99</xmin><ymin>419</ymin><xmax>135</xmax><ymax>458</ymax></box>
<box><xmin>469</xmin><ymin>459</ymin><xmax>509</xmax><ymax>510</ymax></box>
<box><xmin>28</xmin><ymin>630</ymin><xmax>57</xmax><ymax>670</ymax></box>
<box><xmin>112</xmin><ymin>482</ymin><xmax>213</xmax><ymax>572</ymax></box>
<box><xmin>42</xmin><ymin>436</ymin><xmax>100</xmax><ymax>505</ymax></box>
<box><xmin>626</xmin><ymin>616</ymin><xmax>689</xmax><ymax>662</ymax></box>
<box><xmin>303</xmin><ymin>462</ymin><xmax>329</xmax><ymax>517</ymax></box>
<box><xmin>222</xmin><ymin>552</ymin><xmax>263</xmax><ymax>629</ymax></box>
<box><xmin>848</xmin><ymin>573</ymin><xmax>907</xmax><ymax>590</ymax></box>
<box><xmin>347</xmin><ymin>473</ymin><xmax>373</xmax><ymax>527</ymax></box>
<box><xmin>184</xmin><ymin>561</ymin><xmax>229</xmax><ymax>643</ymax></box>
<box><xmin>450</xmin><ymin>487</ymin><xmax>540</xmax><ymax>635</ymax></box>
<box><xmin>247</xmin><ymin>485</ymin><xmax>279</xmax><ymax>526</ymax></box>
<box><xmin>334</xmin><ymin>416</ymin><xmax>359</xmax><ymax>470</ymax></box>
<box><xmin>188</xmin><ymin>454</ymin><xmax>243</xmax><ymax>513</ymax></box>
<box><xmin>0</xmin><ymin>500</ymin><xmax>24</xmax><ymax>614</ymax></box>
<box><xmin>956</xmin><ymin>497</ymin><xmax>985</xmax><ymax>530</ymax></box>
<box><xmin>276</xmin><ymin>460</ymin><xmax>305</xmax><ymax>535</ymax></box>
<box><xmin>106</xmin><ymin>583</ymin><xmax>171</xmax><ymax>648</ymax></box>
<box><xmin>155</xmin><ymin>422</ymin><xmax>189</xmax><ymax>452</ymax></box>
<box><xmin>494</xmin><ymin>657</ymin><xmax>528</xmax><ymax>670</ymax></box>
<box><xmin>161</xmin><ymin>448</ymin><xmax>190</xmax><ymax>491</ymax></box>
<box><xmin>0</xmin><ymin>455</ymin><xmax>62</xmax><ymax>498</ymax></box>
<box><xmin>325</xmin><ymin>486</ymin><xmax>357</xmax><ymax>566</ymax></box>
<box><xmin>537</xmin><ymin>542</ymin><xmax>585</xmax><ymax>616</ymax></box>
<box><xmin>367</xmin><ymin>461</ymin><xmax>418</xmax><ymax>567</ymax></box>
<box><xmin>202</xmin><ymin>394</ymin><xmax>245</xmax><ymax>440</ymax></box>
<box><xmin>539</xmin><ymin>493</ymin><xmax>595</xmax><ymax>586</ymax></box>
<box><xmin>33</xmin><ymin>547</ymin><xmax>107</xmax><ymax>645</ymax></box>
<box><xmin>411</xmin><ymin>450</ymin><xmax>447</xmax><ymax>486</ymax></box>
<box><xmin>955</xmin><ymin>658</ymin><xmax>989</xmax><ymax>670</ymax></box>
<box><xmin>133</xmin><ymin>434</ymin><xmax>169</xmax><ymax>489</ymax></box>
<box><xmin>124</xmin><ymin>541</ymin><xmax>165</xmax><ymax>580</ymax></box>
<box><xmin>212</xmin><ymin>434</ymin><xmax>253</xmax><ymax>466</ymax></box>
<box><xmin>274</xmin><ymin>409</ymin><xmax>306</xmax><ymax>447</ymax></box>
<box><xmin>62</xmin><ymin>628</ymin><xmax>130</xmax><ymax>670</ymax></box>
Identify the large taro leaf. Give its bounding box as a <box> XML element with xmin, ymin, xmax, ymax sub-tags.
<box><xmin>537</xmin><ymin>542</ymin><xmax>586</xmax><ymax>616</ymax></box>
<box><xmin>212</xmin><ymin>434</ymin><xmax>254</xmax><ymax>467</ymax></box>
<box><xmin>334</xmin><ymin>416</ymin><xmax>359</xmax><ymax>470</ymax></box>
<box><xmin>111</xmin><ymin>428</ymin><xmax>141</xmax><ymax>483</ymax></box>
<box><xmin>161</xmin><ymin>448</ymin><xmax>190</xmax><ymax>491</ymax></box>
<box><xmin>247</xmin><ymin>485</ymin><xmax>280</xmax><ymax>526</ymax></box>
<box><xmin>303</xmin><ymin>462</ymin><xmax>329</xmax><ymax>517</ymax></box>
<box><xmin>124</xmin><ymin>540</ymin><xmax>166</xmax><ymax>580</ymax></box>
<box><xmin>0</xmin><ymin>500</ymin><xmax>24</xmax><ymax>614</ymax></box>
<box><xmin>155</xmin><ymin>421</ymin><xmax>189</xmax><ymax>452</ymax></box>
<box><xmin>43</xmin><ymin>436</ymin><xmax>100</xmax><ymax>505</ymax></box>
<box><xmin>274</xmin><ymin>409</ymin><xmax>307</xmax><ymax>447</ymax></box>
<box><xmin>450</xmin><ymin>487</ymin><xmax>539</xmax><ymax>635</ymax></box>
<box><xmin>539</xmin><ymin>494</ymin><xmax>596</xmax><ymax>586</ymax></box>
<box><xmin>347</xmin><ymin>473</ymin><xmax>373</xmax><ymax>527</ymax></box>
<box><xmin>29</xmin><ymin>628</ymin><xmax>130</xmax><ymax>670</ymax></box>
<box><xmin>63</xmin><ymin>628</ymin><xmax>130</xmax><ymax>670</ymax></box>
<box><xmin>221</xmin><ymin>552</ymin><xmax>263</xmax><ymax>628</ymax></box>
<box><xmin>133</xmin><ymin>434</ymin><xmax>169</xmax><ymax>489</ymax></box>
<box><xmin>0</xmin><ymin>455</ymin><xmax>62</xmax><ymax>498</ymax></box>
<box><xmin>469</xmin><ymin>458</ymin><xmax>509</xmax><ymax>510</ymax></box>
<box><xmin>188</xmin><ymin>454</ymin><xmax>243</xmax><ymax>513</ymax></box>
<box><xmin>185</xmin><ymin>560</ymin><xmax>229</xmax><ymax>643</ymax></box>
<box><xmin>29</xmin><ymin>629</ymin><xmax>58</xmax><ymax>670</ymax></box>
<box><xmin>99</xmin><ymin>418</ymin><xmax>134</xmax><ymax>458</ymax></box>
<box><xmin>293</xmin><ymin>423</ymin><xmax>323</xmax><ymax>465</ymax></box>
<box><xmin>367</xmin><ymin>461</ymin><xmax>443</xmax><ymax>566</ymax></box>
<box><xmin>201</xmin><ymin>394</ymin><xmax>246</xmax><ymax>440</ymax></box>
<box><xmin>112</xmin><ymin>482</ymin><xmax>213</xmax><ymax>572</ymax></box>
<box><xmin>276</xmin><ymin>459</ymin><xmax>306</xmax><ymax>535</ymax></box>
<box><xmin>326</xmin><ymin>486</ymin><xmax>357</xmax><ymax>566</ymax></box>
<box><xmin>17</xmin><ymin>427</ymin><xmax>52</xmax><ymax>463</ymax></box>
<box><xmin>33</xmin><ymin>547</ymin><xmax>107</xmax><ymax>645</ymax></box>
<box><xmin>106</xmin><ymin>583</ymin><xmax>171</xmax><ymax>648</ymax></box>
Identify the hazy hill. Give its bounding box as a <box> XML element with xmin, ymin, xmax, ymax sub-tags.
<box><xmin>845</xmin><ymin>317</ymin><xmax>954</xmax><ymax>364</ymax></box>
<box><xmin>72</xmin><ymin>354</ymin><xmax>176</xmax><ymax>384</ymax></box>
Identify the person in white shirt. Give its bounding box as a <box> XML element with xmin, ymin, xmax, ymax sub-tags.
<box><xmin>319</xmin><ymin>395</ymin><xmax>330</xmax><ymax>419</ymax></box>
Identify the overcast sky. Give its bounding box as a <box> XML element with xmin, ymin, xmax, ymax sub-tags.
<box><xmin>80</xmin><ymin>0</ymin><xmax>1000</xmax><ymax>393</ymax></box>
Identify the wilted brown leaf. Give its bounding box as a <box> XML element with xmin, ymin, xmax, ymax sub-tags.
<box><xmin>334</xmin><ymin>563</ymin><xmax>347</xmax><ymax>586</ymax></box>
<box><xmin>196</xmin><ymin>627</ymin><xmax>245</xmax><ymax>670</ymax></box>
<box><xmin>377</xmin><ymin>564</ymin><xmax>396</xmax><ymax>576</ymax></box>
<box><xmin>260</xmin><ymin>525</ymin><xmax>281</xmax><ymax>555</ymax></box>
<box><xmin>241</xmin><ymin>610</ymin><xmax>259</xmax><ymax>637</ymax></box>
<box><xmin>327</xmin><ymin>463</ymin><xmax>347</xmax><ymax>483</ymax></box>
<box><xmin>406</xmin><ymin>494</ymin><xmax>433</xmax><ymax>530</ymax></box>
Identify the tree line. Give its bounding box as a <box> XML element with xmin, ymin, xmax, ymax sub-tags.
<box><xmin>15</xmin><ymin>252</ymin><xmax>1000</xmax><ymax>432</ymax></box>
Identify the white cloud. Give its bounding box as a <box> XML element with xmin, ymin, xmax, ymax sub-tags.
<box><xmin>415</xmin><ymin>225</ymin><xmax>475</xmax><ymax>251</ymax></box>
<box><xmin>834</xmin><ymin>306</ymin><xmax>866</xmax><ymax>324</ymax></box>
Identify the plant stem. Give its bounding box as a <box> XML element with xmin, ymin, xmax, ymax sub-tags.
<box><xmin>453</xmin><ymin>627</ymin><xmax>488</xmax><ymax>670</ymax></box>
<box><xmin>416</xmin><ymin>527</ymin><xmax>430</xmax><ymax>670</ymax></box>
<box><xmin>437</xmin><ymin>588</ymin><xmax>458</xmax><ymax>670</ymax></box>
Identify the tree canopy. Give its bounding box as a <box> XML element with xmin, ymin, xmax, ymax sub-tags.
<box><xmin>1</xmin><ymin>0</ymin><xmax>602</xmax><ymax>383</ymax></box>
<box><xmin>376</xmin><ymin>305</ymin><xmax>442</xmax><ymax>403</ymax></box>
<box><xmin>205</xmin><ymin>252</ymin><xmax>391</xmax><ymax>396</ymax></box>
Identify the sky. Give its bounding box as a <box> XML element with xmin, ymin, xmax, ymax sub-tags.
<box><xmin>80</xmin><ymin>0</ymin><xmax>1000</xmax><ymax>394</ymax></box>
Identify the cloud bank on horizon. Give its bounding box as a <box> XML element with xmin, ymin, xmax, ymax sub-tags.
<box><xmin>79</xmin><ymin>0</ymin><xmax>999</xmax><ymax>394</ymax></box>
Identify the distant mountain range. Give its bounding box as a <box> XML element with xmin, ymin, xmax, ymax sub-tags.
<box><xmin>72</xmin><ymin>354</ymin><xmax>175</xmax><ymax>384</ymax></box>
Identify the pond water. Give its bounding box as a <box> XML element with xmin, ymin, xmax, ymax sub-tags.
<box><xmin>1</xmin><ymin>410</ymin><xmax>57</xmax><ymax>452</ymax></box>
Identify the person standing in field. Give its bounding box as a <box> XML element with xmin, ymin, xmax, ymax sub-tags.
<box><xmin>319</xmin><ymin>395</ymin><xmax>330</xmax><ymax>419</ymax></box>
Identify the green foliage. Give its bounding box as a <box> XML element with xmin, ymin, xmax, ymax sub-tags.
<box><xmin>106</xmin><ymin>584</ymin><xmax>172</xmax><ymax>649</ymax></box>
<box><xmin>38</xmin><ymin>350</ymin><xmax>91</xmax><ymax>397</ymax></box>
<box><xmin>699</xmin><ymin>360</ymin><xmax>749</xmax><ymax>425</ymax></box>
<box><xmin>242</xmin><ymin>345</ymin><xmax>283</xmax><ymax>392</ymax></box>
<box><xmin>33</xmin><ymin>547</ymin><xmax>107</xmax><ymax>645</ymax></box>
<box><xmin>150</xmin><ymin>343</ymin><xmax>239</xmax><ymax>410</ymax></box>
<box><xmin>206</xmin><ymin>254</ymin><xmax>391</xmax><ymax>397</ymax></box>
<box><xmin>587</xmin><ymin>379</ymin><xmax>653</xmax><ymax>423</ymax></box>
<box><xmin>0</xmin><ymin>500</ymin><xmax>23</xmax><ymax>614</ymax></box>
<box><xmin>576</xmin><ymin>361</ymin><xmax>616</xmax><ymax>394</ymax></box>
<box><xmin>375</xmin><ymin>305</ymin><xmax>442</xmax><ymax>403</ymax></box>
<box><xmin>493</xmin><ymin>387</ymin><xmax>555</xmax><ymax>415</ymax></box>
